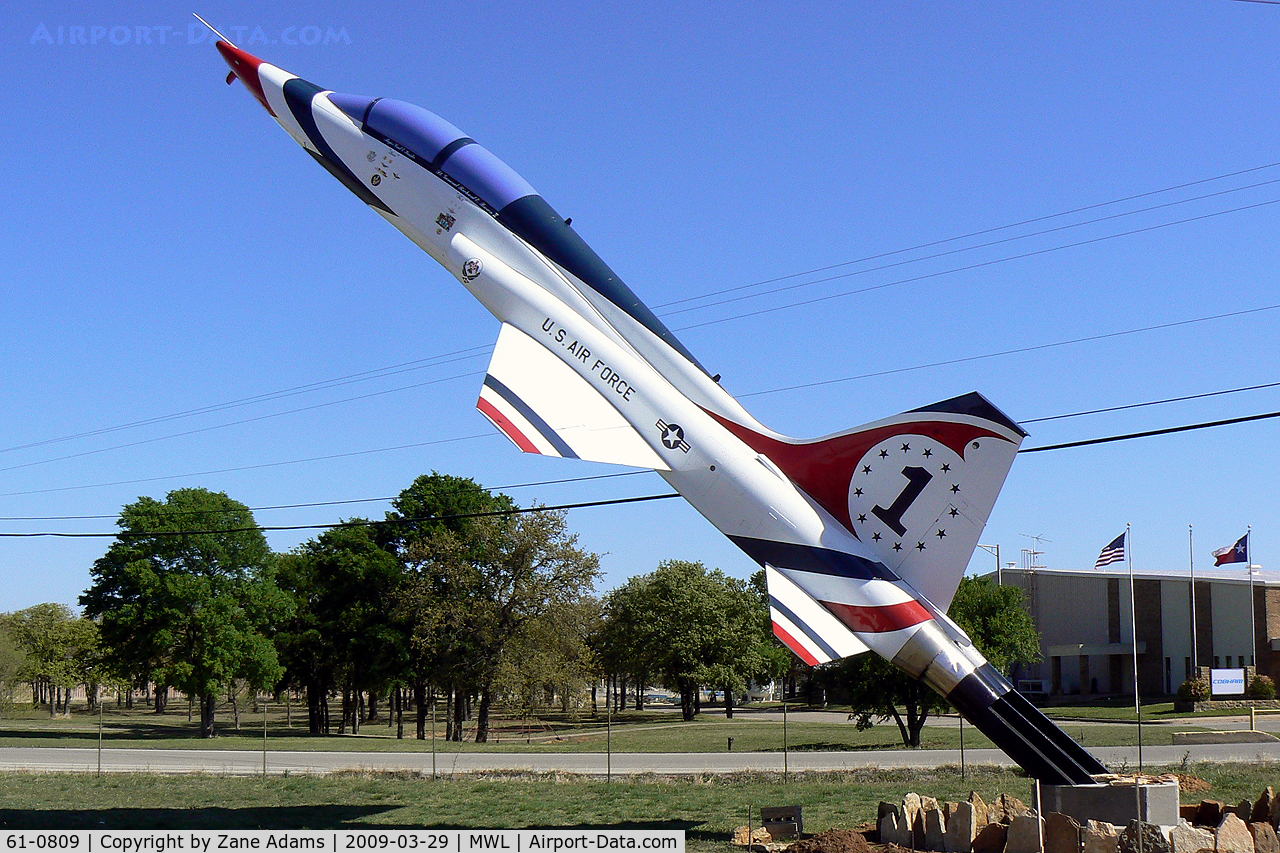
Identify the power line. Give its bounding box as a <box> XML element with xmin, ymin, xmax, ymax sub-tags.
<box><xmin>9</xmin><ymin>162</ymin><xmax>1280</xmax><ymax>469</ymax></box>
<box><xmin>660</xmin><ymin>174</ymin><xmax>1280</xmax><ymax>318</ymax></box>
<box><xmin>10</xmin><ymin>396</ymin><xmax>1280</xmax><ymax>532</ymax></box>
<box><xmin>0</xmin><ymin>369</ymin><xmax>484</xmax><ymax>475</ymax></box>
<box><xmin>0</xmin><ymin>492</ymin><xmax>683</xmax><ymax>538</ymax></box>
<box><xmin>0</xmin><ymin>434</ymin><xmax>496</xmax><ymax>498</ymax></box>
<box><xmin>10</xmin><ymin>291</ymin><xmax>1278</xmax><ymax>484</ymax></box>
<box><xmin>0</xmin><ymin>470</ymin><xmax>651</xmax><ymax>521</ymax></box>
<box><xmin>0</xmin><ymin>345</ymin><xmax>490</xmax><ymax>457</ymax></box>
<box><xmin>652</xmin><ymin>160</ymin><xmax>1280</xmax><ymax>310</ymax></box>
<box><xmin>672</xmin><ymin>196</ymin><xmax>1280</xmax><ymax>331</ymax></box>
<box><xmin>9</xmin><ymin>396</ymin><xmax>1280</xmax><ymax>535</ymax></box>
<box><xmin>8</xmin><ymin>297</ymin><xmax>1280</xmax><ymax>499</ymax></box>
<box><xmin>1020</xmin><ymin>379</ymin><xmax>1280</xmax><ymax>424</ymax></box>
<box><xmin>1019</xmin><ymin>408</ymin><xmax>1280</xmax><ymax>453</ymax></box>
<box><xmin>739</xmin><ymin>302</ymin><xmax>1280</xmax><ymax>398</ymax></box>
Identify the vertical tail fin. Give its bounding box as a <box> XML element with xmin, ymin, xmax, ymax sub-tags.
<box><xmin>714</xmin><ymin>392</ymin><xmax>1026</xmax><ymax>610</ymax></box>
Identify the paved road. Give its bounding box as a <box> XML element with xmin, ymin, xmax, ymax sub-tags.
<box><xmin>3</xmin><ymin>741</ymin><xmax>1279</xmax><ymax>777</ymax></box>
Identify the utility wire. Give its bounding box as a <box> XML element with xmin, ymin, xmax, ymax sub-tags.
<box><xmin>673</xmin><ymin>196</ymin><xmax>1280</xmax><ymax>331</ymax></box>
<box><xmin>0</xmin><ymin>346</ymin><xmax>490</xmax><ymax>457</ymax></box>
<box><xmin>0</xmin><ymin>434</ymin><xmax>496</xmax><ymax>498</ymax></box>
<box><xmin>7</xmin><ymin>163</ymin><xmax>1279</xmax><ymax>466</ymax></box>
<box><xmin>652</xmin><ymin>160</ymin><xmax>1280</xmax><ymax>309</ymax></box>
<box><xmin>8</xmin><ymin>400</ymin><xmax>1280</xmax><ymax>535</ymax></box>
<box><xmin>10</xmin><ymin>395</ymin><xmax>1280</xmax><ymax>531</ymax></box>
<box><xmin>1019</xmin><ymin>409</ymin><xmax>1280</xmax><ymax>453</ymax></box>
<box><xmin>8</xmin><ymin>291</ymin><xmax>1278</xmax><ymax>481</ymax></box>
<box><xmin>0</xmin><ymin>492</ymin><xmax>683</xmax><ymax>538</ymax></box>
<box><xmin>0</xmin><ymin>470</ymin><xmax>651</xmax><ymax>521</ymax></box>
<box><xmin>661</xmin><ymin>174</ymin><xmax>1280</xmax><ymax>317</ymax></box>
<box><xmin>11</xmin><ymin>367</ymin><xmax>1280</xmax><ymax>519</ymax></box>
<box><xmin>1020</xmin><ymin>380</ymin><xmax>1280</xmax><ymax>424</ymax></box>
<box><xmin>0</xmin><ymin>370</ymin><xmax>484</xmax><ymax>475</ymax></box>
<box><xmin>739</xmin><ymin>302</ymin><xmax>1280</xmax><ymax>397</ymax></box>
<box><xmin>6</xmin><ymin>298</ymin><xmax>1280</xmax><ymax>498</ymax></box>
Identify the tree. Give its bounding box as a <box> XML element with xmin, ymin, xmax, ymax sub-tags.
<box><xmin>946</xmin><ymin>576</ymin><xmax>1042</xmax><ymax>675</ymax></box>
<box><xmin>382</xmin><ymin>472</ymin><xmax>516</xmax><ymax>740</ymax></box>
<box><xmin>7</xmin><ymin>604</ymin><xmax>97</xmax><ymax>715</ymax></box>
<box><xmin>822</xmin><ymin>575</ymin><xmax>1042</xmax><ymax>747</ymax></box>
<box><xmin>0</xmin><ymin>616</ymin><xmax>26</xmax><ymax>711</ymax></box>
<box><xmin>80</xmin><ymin>488</ymin><xmax>287</xmax><ymax>737</ymax></box>
<box><xmin>495</xmin><ymin>596</ymin><xmax>601</xmax><ymax>719</ymax></box>
<box><xmin>824</xmin><ymin>651</ymin><xmax>944</xmax><ymax>747</ymax></box>
<box><xmin>400</xmin><ymin>509</ymin><xmax>599</xmax><ymax>741</ymax></box>
<box><xmin>275</xmin><ymin>522</ymin><xmax>406</xmax><ymax>734</ymax></box>
<box><xmin>602</xmin><ymin>560</ymin><xmax>773</xmax><ymax>721</ymax></box>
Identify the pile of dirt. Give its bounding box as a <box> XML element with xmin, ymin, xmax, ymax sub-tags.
<box><xmin>1176</xmin><ymin>774</ymin><xmax>1212</xmax><ymax>795</ymax></box>
<box><xmin>787</xmin><ymin>829</ymin><xmax>874</xmax><ymax>853</ymax></box>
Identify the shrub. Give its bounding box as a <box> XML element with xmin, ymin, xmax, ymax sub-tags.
<box><xmin>1249</xmin><ymin>675</ymin><xmax>1276</xmax><ymax>699</ymax></box>
<box><xmin>1178</xmin><ymin>678</ymin><xmax>1210</xmax><ymax>702</ymax></box>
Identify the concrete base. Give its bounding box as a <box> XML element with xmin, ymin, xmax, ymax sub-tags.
<box><xmin>1041</xmin><ymin>779</ymin><xmax>1180</xmax><ymax>828</ymax></box>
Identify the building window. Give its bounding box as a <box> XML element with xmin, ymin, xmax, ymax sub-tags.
<box><xmin>1184</xmin><ymin>657</ymin><xmax>1191</xmax><ymax>679</ymax></box>
<box><xmin>1164</xmin><ymin>658</ymin><xmax>1171</xmax><ymax>694</ymax></box>
<box><xmin>1214</xmin><ymin>656</ymin><xmax>1220</xmax><ymax>668</ymax></box>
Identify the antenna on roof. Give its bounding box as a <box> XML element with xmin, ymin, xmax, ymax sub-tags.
<box><xmin>1019</xmin><ymin>533</ymin><xmax>1051</xmax><ymax>568</ymax></box>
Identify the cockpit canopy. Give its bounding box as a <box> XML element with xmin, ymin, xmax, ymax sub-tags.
<box><xmin>328</xmin><ymin>93</ymin><xmax>536</xmax><ymax>212</ymax></box>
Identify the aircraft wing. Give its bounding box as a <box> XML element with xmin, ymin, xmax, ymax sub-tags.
<box><xmin>477</xmin><ymin>323</ymin><xmax>670</xmax><ymax>470</ymax></box>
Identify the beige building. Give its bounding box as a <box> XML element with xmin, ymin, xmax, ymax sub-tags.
<box><xmin>982</xmin><ymin>564</ymin><xmax>1280</xmax><ymax>697</ymax></box>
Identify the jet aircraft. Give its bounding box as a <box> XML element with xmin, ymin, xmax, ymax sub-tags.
<box><xmin>209</xmin><ymin>30</ymin><xmax>1107</xmax><ymax>785</ymax></box>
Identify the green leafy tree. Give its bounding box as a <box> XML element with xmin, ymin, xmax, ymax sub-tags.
<box><xmin>0</xmin><ymin>617</ymin><xmax>27</xmax><ymax>712</ymax></box>
<box><xmin>80</xmin><ymin>488</ymin><xmax>287</xmax><ymax>737</ymax></box>
<box><xmin>8</xmin><ymin>604</ymin><xmax>97</xmax><ymax>715</ymax></box>
<box><xmin>945</xmin><ymin>576</ymin><xmax>1042</xmax><ymax>674</ymax></box>
<box><xmin>822</xmin><ymin>574</ymin><xmax>1042</xmax><ymax>747</ymax></box>
<box><xmin>275</xmin><ymin>522</ymin><xmax>406</xmax><ymax>734</ymax></box>
<box><xmin>496</xmin><ymin>597</ymin><xmax>602</xmax><ymax>719</ymax></box>
<box><xmin>401</xmin><ymin>509</ymin><xmax>599</xmax><ymax>742</ymax></box>
<box><xmin>603</xmin><ymin>560</ymin><xmax>772</xmax><ymax>721</ymax></box>
<box><xmin>383</xmin><ymin>472</ymin><xmax>516</xmax><ymax>740</ymax></box>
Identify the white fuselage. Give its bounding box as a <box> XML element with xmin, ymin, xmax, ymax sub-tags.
<box><xmin>248</xmin><ymin>61</ymin><xmax>937</xmax><ymax>667</ymax></box>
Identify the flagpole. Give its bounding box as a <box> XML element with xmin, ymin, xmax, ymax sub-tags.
<box><xmin>1189</xmin><ymin>524</ymin><xmax>1198</xmax><ymax>672</ymax></box>
<box><xmin>1249</xmin><ymin>526</ymin><xmax>1258</xmax><ymax>674</ymax></box>
<box><xmin>1128</xmin><ymin>524</ymin><xmax>1138</xmax><ymax>715</ymax></box>
<box><xmin>1128</xmin><ymin>524</ymin><xmax>1143</xmax><ymax>771</ymax></box>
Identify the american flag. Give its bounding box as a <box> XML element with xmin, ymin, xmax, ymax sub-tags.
<box><xmin>1094</xmin><ymin>532</ymin><xmax>1126</xmax><ymax>569</ymax></box>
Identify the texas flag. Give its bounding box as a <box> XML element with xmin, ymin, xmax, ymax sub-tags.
<box><xmin>1213</xmin><ymin>533</ymin><xmax>1249</xmax><ymax>566</ymax></box>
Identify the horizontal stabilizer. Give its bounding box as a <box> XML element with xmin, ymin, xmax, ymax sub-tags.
<box><xmin>477</xmin><ymin>324</ymin><xmax>669</xmax><ymax>470</ymax></box>
<box><xmin>765</xmin><ymin>565</ymin><xmax>869</xmax><ymax>666</ymax></box>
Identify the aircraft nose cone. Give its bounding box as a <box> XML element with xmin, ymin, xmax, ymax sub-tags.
<box><xmin>216</xmin><ymin>41</ymin><xmax>275</xmax><ymax>115</ymax></box>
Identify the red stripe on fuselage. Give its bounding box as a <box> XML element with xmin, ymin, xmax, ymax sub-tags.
<box><xmin>772</xmin><ymin>620</ymin><xmax>821</xmax><ymax>667</ymax></box>
<box><xmin>822</xmin><ymin>599</ymin><xmax>931</xmax><ymax>634</ymax></box>
<box><xmin>477</xmin><ymin>397</ymin><xmax>542</xmax><ymax>454</ymax></box>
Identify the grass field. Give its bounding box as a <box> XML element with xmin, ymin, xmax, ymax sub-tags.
<box><xmin>0</xmin><ymin>763</ymin><xmax>1277</xmax><ymax>845</ymax></box>
<box><xmin>0</xmin><ymin>701</ymin><xmax>1212</xmax><ymax>754</ymax></box>
<box><xmin>0</xmin><ymin>699</ymin><xmax>1272</xmax><ymax>842</ymax></box>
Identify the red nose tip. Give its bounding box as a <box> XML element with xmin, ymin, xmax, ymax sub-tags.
<box><xmin>216</xmin><ymin>41</ymin><xmax>275</xmax><ymax>116</ymax></box>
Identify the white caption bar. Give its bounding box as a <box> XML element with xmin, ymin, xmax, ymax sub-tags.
<box><xmin>1</xmin><ymin>831</ymin><xmax>684</xmax><ymax>853</ymax></box>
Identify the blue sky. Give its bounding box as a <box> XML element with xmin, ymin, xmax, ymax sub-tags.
<box><xmin>4</xmin><ymin>2</ymin><xmax>1280</xmax><ymax>612</ymax></box>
